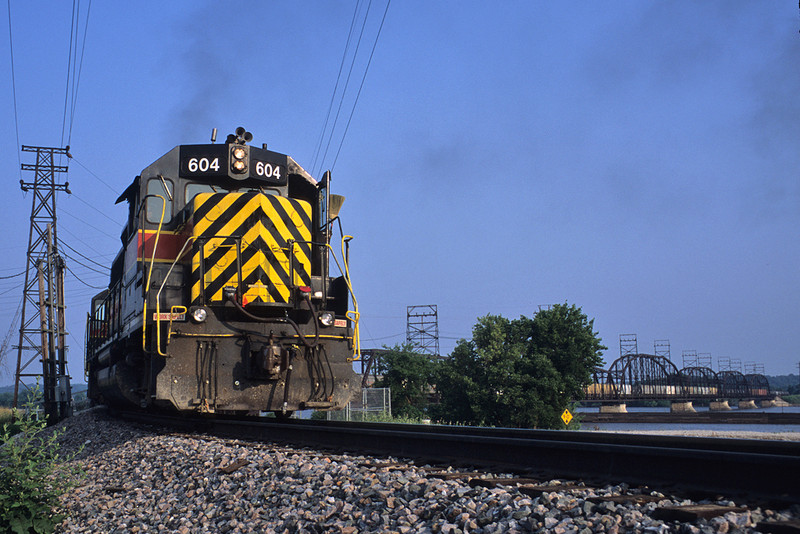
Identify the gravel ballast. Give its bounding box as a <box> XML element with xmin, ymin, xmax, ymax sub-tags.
<box><xmin>51</xmin><ymin>410</ymin><xmax>798</xmax><ymax>533</ymax></box>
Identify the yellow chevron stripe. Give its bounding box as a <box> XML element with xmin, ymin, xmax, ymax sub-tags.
<box><xmin>263</xmin><ymin>201</ymin><xmax>311</xmax><ymax>267</ymax></box>
<box><xmin>193</xmin><ymin>194</ymin><xmax>238</xmax><ymax>231</ymax></box>
<box><xmin>270</xmin><ymin>196</ymin><xmax>312</xmax><ymax>240</ymax></box>
<box><xmin>206</xmin><ymin>239</ymin><xmax>239</xmax><ymax>302</ymax></box>
<box><xmin>239</xmin><ymin>221</ymin><xmax>309</xmax><ymax>303</ymax></box>
<box><xmin>240</xmin><ymin>248</ymin><xmax>289</xmax><ymax>303</ymax></box>
<box><xmin>205</xmin><ymin>195</ymin><xmax>261</xmax><ymax>241</ymax></box>
<box><xmin>191</xmin><ymin>192</ymin><xmax>312</xmax><ymax>305</ymax></box>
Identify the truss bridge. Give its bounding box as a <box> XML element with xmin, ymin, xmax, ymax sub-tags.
<box><xmin>583</xmin><ymin>353</ymin><xmax>774</xmax><ymax>413</ymax></box>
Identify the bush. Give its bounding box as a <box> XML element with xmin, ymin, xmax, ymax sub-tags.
<box><xmin>0</xmin><ymin>391</ymin><xmax>82</xmax><ymax>533</ymax></box>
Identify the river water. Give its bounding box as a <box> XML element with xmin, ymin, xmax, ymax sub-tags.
<box><xmin>575</xmin><ymin>405</ymin><xmax>800</xmax><ymax>435</ymax></box>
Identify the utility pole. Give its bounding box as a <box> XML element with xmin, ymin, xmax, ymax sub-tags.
<box><xmin>13</xmin><ymin>145</ymin><xmax>72</xmax><ymax>423</ymax></box>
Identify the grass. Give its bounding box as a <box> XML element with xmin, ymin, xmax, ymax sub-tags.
<box><xmin>0</xmin><ymin>406</ymin><xmax>13</xmax><ymax>426</ymax></box>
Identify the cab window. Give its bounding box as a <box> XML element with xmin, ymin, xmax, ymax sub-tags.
<box><xmin>146</xmin><ymin>177</ymin><xmax>173</xmax><ymax>224</ymax></box>
<box><xmin>186</xmin><ymin>183</ymin><xmax>226</xmax><ymax>203</ymax></box>
<box><xmin>185</xmin><ymin>183</ymin><xmax>279</xmax><ymax>203</ymax></box>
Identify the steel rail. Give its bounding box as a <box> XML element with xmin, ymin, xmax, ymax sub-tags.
<box><xmin>117</xmin><ymin>412</ymin><xmax>800</xmax><ymax>502</ymax></box>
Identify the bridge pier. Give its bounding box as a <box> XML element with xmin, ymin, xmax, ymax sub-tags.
<box><xmin>738</xmin><ymin>400</ymin><xmax>758</xmax><ymax>410</ymax></box>
<box><xmin>709</xmin><ymin>401</ymin><xmax>731</xmax><ymax>411</ymax></box>
<box><xmin>760</xmin><ymin>399</ymin><xmax>775</xmax><ymax>408</ymax></box>
<box><xmin>599</xmin><ymin>403</ymin><xmax>627</xmax><ymax>414</ymax></box>
<box><xmin>670</xmin><ymin>401</ymin><xmax>696</xmax><ymax>413</ymax></box>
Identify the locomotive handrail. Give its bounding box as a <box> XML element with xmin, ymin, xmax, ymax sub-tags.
<box><xmin>153</xmin><ymin>235</ymin><xmax>196</xmax><ymax>356</ymax></box>
<box><xmin>140</xmin><ymin>194</ymin><xmax>166</xmax><ymax>354</ymax></box>
<box><xmin>193</xmin><ymin>234</ymin><xmax>246</xmax><ymax>305</ymax></box>
<box><xmin>325</xmin><ymin>236</ymin><xmax>360</xmax><ymax>362</ymax></box>
<box><xmin>287</xmin><ymin>235</ymin><xmax>360</xmax><ymax>359</ymax></box>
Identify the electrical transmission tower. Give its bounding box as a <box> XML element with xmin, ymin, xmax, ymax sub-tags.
<box><xmin>744</xmin><ymin>361</ymin><xmax>764</xmax><ymax>375</ymax></box>
<box><xmin>654</xmin><ymin>339</ymin><xmax>671</xmax><ymax>361</ymax></box>
<box><xmin>406</xmin><ymin>305</ymin><xmax>440</xmax><ymax>358</ymax></box>
<box><xmin>619</xmin><ymin>334</ymin><xmax>638</xmax><ymax>357</ymax></box>
<box><xmin>13</xmin><ymin>145</ymin><xmax>73</xmax><ymax>423</ymax></box>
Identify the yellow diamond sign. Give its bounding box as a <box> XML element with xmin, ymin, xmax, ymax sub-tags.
<box><xmin>561</xmin><ymin>408</ymin><xmax>573</xmax><ymax>426</ymax></box>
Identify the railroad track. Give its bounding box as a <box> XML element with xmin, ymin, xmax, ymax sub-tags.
<box><xmin>117</xmin><ymin>411</ymin><xmax>799</xmax><ymax>504</ymax></box>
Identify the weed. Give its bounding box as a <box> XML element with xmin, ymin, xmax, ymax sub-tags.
<box><xmin>0</xmin><ymin>407</ymin><xmax>12</xmax><ymax>426</ymax></box>
<box><xmin>0</xmin><ymin>388</ymin><xmax>83</xmax><ymax>533</ymax></box>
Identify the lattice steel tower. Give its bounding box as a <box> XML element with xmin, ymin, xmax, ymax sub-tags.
<box><xmin>406</xmin><ymin>305</ymin><xmax>440</xmax><ymax>357</ymax></box>
<box><xmin>13</xmin><ymin>145</ymin><xmax>72</xmax><ymax>423</ymax></box>
<box><xmin>619</xmin><ymin>334</ymin><xmax>638</xmax><ymax>357</ymax></box>
<box><xmin>682</xmin><ymin>350</ymin><xmax>699</xmax><ymax>368</ymax></box>
<box><xmin>744</xmin><ymin>362</ymin><xmax>764</xmax><ymax>375</ymax></box>
<box><xmin>697</xmin><ymin>353</ymin><xmax>712</xmax><ymax>369</ymax></box>
<box><xmin>654</xmin><ymin>339</ymin><xmax>671</xmax><ymax>361</ymax></box>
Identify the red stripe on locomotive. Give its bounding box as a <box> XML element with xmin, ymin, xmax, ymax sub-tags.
<box><xmin>137</xmin><ymin>230</ymin><xmax>189</xmax><ymax>262</ymax></box>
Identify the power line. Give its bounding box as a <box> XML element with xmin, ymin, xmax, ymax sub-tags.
<box><xmin>313</xmin><ymin>0</ymin><xmax>391</xmax><ymax>177</ymax></box>
<box><xmin>61</xmin><ymin>251</ymin><xmax>108</xmax><ymax>276</ymax></box>
<box><xmin>66</xmin><ymin>264</ymin><xmax>105</xmax><ymax>289</ymax></box>
<box><xmin>0</xmin><ymin>297</ymin><xmax>23</xmax><ymax>373</ymax></box>
<box><xmin>0</xmin><ymin>283</ymin><xmax>22</xmax><ymax>297</ymax></box>
<box><xmin>71</xmin><ymin>156</ymin><xmax>118</xmax><ymax>194</ymax></box>
<box><xmin>317</xmin><ymin>0</ymin><xmax>374</xmax><ymax>176</ymax></box>
<box><xmin>310</xmin><ymin>0</ymin><xmax>362</xmax><ymax>176</ymax></box>
<box><xmin>64</xmin><ymin>190</ymin><xmax>120</xmax><ymax>225</ymax></box>
<box><xmin>364</xmin><ymin>332</ymin><xmax>404</xmax><ymax>342</ymax></box>
<box><xmin>67</xmin><ymin>0</ymin><xmax>91</xmax><ymax>146</ymax></box>
<box><xmin>0</xmin><ymin>270</ymin><xmax>24</xmax><ymax>280</ymax></box>
<box><xmin>57</xmin><ymin>0</ymin><xmax>91</xmax><ymax>179</ymax></box>
<box><xmin>57</xmin><ymin>237</ymin><xmax>109</xmax><ymax>271</ymax></box>
<box><xmin>59</xmin><ymin>208</ymin><xmax>119</xmax><ymax>241</ymax></box>
<box><xmin>60</xmin><ymin>0</ymin><xmax>78</xmax><ymax>150</ymax></box>
<box><xmin>331</xmin><ymin>0</ymin><xmax>391</xmax><ymax>171</ymax></box>
<box><xmin>6</xmin><ymin>0</ymin><xmax>21</xmax><ymax>178</ymax></box>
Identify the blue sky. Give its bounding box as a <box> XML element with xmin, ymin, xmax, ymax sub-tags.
<box><xmin>0</xmin><ymin>1</ymin><xmax>798</xmax><ymax>386</ymax></box>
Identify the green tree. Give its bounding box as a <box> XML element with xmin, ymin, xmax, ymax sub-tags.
<box><xmin>432</xmin><ymin>303</ymin><xmax>605</xmax><ymax>429</ymax></box>
<box><xmin>374</xmin><ymin>344</ymin><xmax>436</xmax><ymax>419</ymax></box>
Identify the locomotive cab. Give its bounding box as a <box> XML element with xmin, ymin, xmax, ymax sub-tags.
<box><xmin>86</xmin><ymin>128</ymin><xmax>360</xmax><ymax>414</ymax></box>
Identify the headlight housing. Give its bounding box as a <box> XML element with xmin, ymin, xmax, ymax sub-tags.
<box><xmin>229</xmin><ymin>144</ymin><xmax>249</xmax><ymax>175</ymax></box>
<box><xmin>318</xmin><ymin>311</ymin><xmax>335</xmax><ymax>327</ymax></box>
<box><xmin>191</xmin><ymin>307</ymin><xmax>208</xmax><ymax>323</ymax></box>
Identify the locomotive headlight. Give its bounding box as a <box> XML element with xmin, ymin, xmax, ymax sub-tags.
<box><xmin>190</xmin><ymin>307</ymin><xmax>208</xmax><ymax>323</ymax></box>
<box><xmin>319</xmin><ymin>311</ymin><xmax>335</xmax><ymax>327</ymax></box>
<box><xmin>230</xmin><ymin>144</ymin><xmax>249</xmax><ymax>175</ymax></box>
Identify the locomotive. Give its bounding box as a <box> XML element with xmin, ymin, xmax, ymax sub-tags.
<box><xmin>85</xmin><ymin>128</ymin><xmax>361</xmax><ymax>414</ymax></box>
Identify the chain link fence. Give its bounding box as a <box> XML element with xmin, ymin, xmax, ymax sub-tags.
<box><xmin>327</xmin><ymin>387</ymin><xmax>391</xmax><ymax>422</ymax></box>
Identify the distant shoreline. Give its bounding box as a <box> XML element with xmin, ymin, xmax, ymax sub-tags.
<box><xmin>585</xmin><ymin>428</ymin><xmax>800</xmax><ymax>441</ymax></box>
<box><xmin>579</xmin><ymin>410</ymin><xmax>800</xmax><ymax>425</ymax></box>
